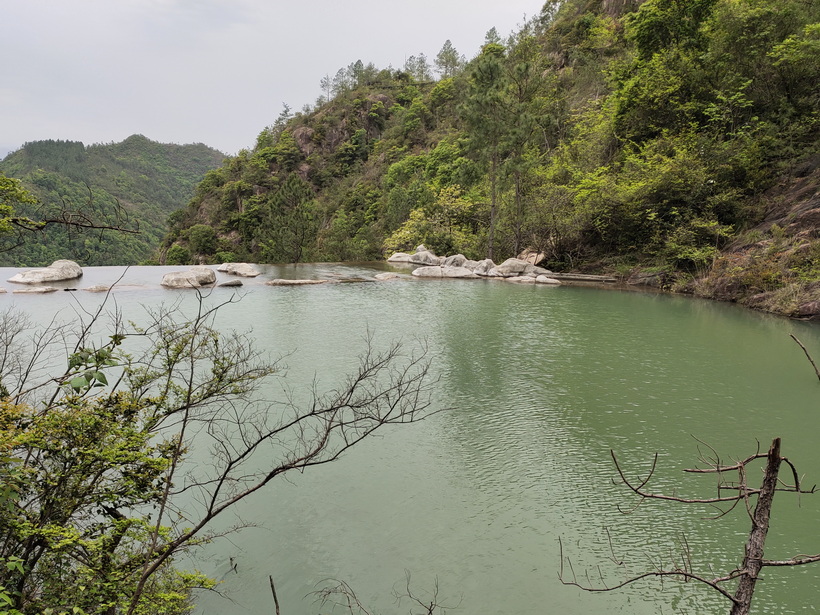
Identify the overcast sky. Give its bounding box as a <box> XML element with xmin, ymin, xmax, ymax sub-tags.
<box><xmin>2</xmin><ymin>0</ymin><xmax>543</xmax><ymax>157</ymax></box>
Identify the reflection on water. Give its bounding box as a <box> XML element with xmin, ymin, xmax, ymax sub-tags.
<box><xmin>3</xmin><ymin>265</ymin><xmax>820</xmax><ymax>614</ymax></box>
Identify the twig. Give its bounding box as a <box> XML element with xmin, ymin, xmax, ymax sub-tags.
<box><xmin>269</xmin><ymin>575</ymin><xmax>281</xmax><ymax>615</ymax></box>
<box><xmin>790</xmin><ymin>334</ymin><xmax>820</xmax><ymax>381</ymax></box>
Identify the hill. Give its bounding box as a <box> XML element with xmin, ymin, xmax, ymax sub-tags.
<box><xmin>164</xmin><ymin>0</ymin><xmax>819</xmax><ymax>316</ymax></box>
<box><xmin>0</xmin><ymin>135</ymin><xmax>225</xmax><ymax>266</ymax></box>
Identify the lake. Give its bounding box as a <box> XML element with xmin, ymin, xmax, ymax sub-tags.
<box><xmin>3</xmin><ymin>263</ymin><xmax>820</xmax><ymax>614</ymax></box>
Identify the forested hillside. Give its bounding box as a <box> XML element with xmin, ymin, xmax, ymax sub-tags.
<box><xmin>0</xmin><ymin>135</ymin><xmax>224</xmax><ymax>266</ymax></box>
<box><xmin>166</xmin><ymin>0</ymin><xmax>819</xmax><ymax>315</ymax></box>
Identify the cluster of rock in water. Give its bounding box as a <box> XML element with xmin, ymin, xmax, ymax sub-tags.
<box><xmin>1</xmin><ymin>249</ymin><xmax>561</xmax><ymax>294</ymax></box>
<box><xmin>387</xmin><ymin>246</ymin><xmax>561</xmax><ymax>285</ymax></box>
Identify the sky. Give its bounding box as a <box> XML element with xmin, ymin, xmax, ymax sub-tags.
<box><xmin>1</xmin><ymin>0</ymin><xmax>544</xmax><ymax>158</ymax></box>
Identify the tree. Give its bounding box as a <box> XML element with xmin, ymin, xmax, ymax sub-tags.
<box><xmin>404</xmin><ymin>54</ymin><xmax>433</xmax><ymax>82</ymax></box>
<box><xmin>460</xmin><ymin>43</ymin><xmax>508</xmax><ymax>260</ymax></box>
<box><xmin>0</xmin><ymin>295</ymin><xmax>434</xmax><ymax>615</ymax></box>
<box><xmin>434</xmin><ymin>40</ymin><xmax>465</xmax><ymax>79</ymax></box>
<box><xmin>560</xmin><ymin>438</ymin><xmax>820</xmax><ymax>615</ymax></box>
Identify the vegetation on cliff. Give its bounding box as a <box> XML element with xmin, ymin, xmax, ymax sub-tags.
<box><xmin>164</xmin><ymin>0</ymin><xmax>819</xmax><ymax>316</ymax></box>
<box><xmin>0</xmin><ymin>135</ymin><xmax>224</xmax><ymax>266</ymax></box>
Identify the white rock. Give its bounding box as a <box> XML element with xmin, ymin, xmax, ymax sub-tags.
<box><xmin>387</xmin><ymin>252</ymin><xmax>413</xmax><ymax>263</ymax></box>
<box><xmin>443</xmin><ymin>254</ymin><xmax>467</xmax><ymax>267</ymax></box>
<box><xmin>217</xmin><ymin>262</ymin><xmax>261</xmax><ymax>277</ymax></box>
<box><xmin>374</xmin><ymin>272</ymin><xmax>401</xmax><ymax>281</ymax></box>
<box><xmin>487</xmin><ymin>258</ymin><xmax>531</xmax><ymax>277</ymax></box>
<box><xmin>8</xmin><ymin>260</ymin><xmax>83</xmax><ymax>284</ymax></box>
<box><xmin>161</xmin><ymin>267</ymin><xmax>216</xmax><ymax>289</ymax></box>
<box><xmin>409</xmin><ymin>250</ymin><xmax>443</xmax><ymax>266</ymax></box>
<box><xmin>473</xmin><ymin>259</ymin><xmax>496</xmax><ymax>276</ymax></box>
<box><xmin>411</xmin><ymin>267</ymin><xmax>444</xmax><ymax>278</ymax></box>
<box><xmin>536</xmin><ymin>275</ymin><xmax>561</xmax><ymax>285</ymax></box>
<box><xmin>505</xmin><ymin>275</ymin><xmax>537</xmax><ymax>283</ymax></box>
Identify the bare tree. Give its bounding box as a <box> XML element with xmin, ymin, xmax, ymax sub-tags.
<box><xmin>0</xmin><ymin>292</ymin><xmax>436</xmax><ymax>615</ymax></box>
<box><xmin>560</xmin><ymin>438</ymin><xmax>819</xmax><ymax>615</ymax></box>
<box><xmin>314</xmin><ymin>571</ymin><xmax>457</xmax><ymax>615</ymax></box>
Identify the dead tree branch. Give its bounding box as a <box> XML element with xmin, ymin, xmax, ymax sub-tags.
<box><xmin>561</xmin><ymin>438</ymin><xmax>820</xmax><ymax>615</ymax></box>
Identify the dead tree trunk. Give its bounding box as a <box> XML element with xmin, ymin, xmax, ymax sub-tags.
<box><xmin>731</xmin><ymin>438</ymin><xmax>781</xmax><ymax>615</ymax></box>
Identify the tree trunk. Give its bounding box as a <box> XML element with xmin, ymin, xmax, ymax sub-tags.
<box><xmin>730</xmin><ymin>438</ymin><xmax>781</xmax><ymax>615</ymax></box>
<box><xmin>488</xmin><ymin>153</ymin><xmax>498</xmax><ymax>261</ymax></box>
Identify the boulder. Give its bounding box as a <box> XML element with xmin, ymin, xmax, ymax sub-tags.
<box><xmin>535</xmin><ymin>275</ymin><xmax>561</xmax><ymax>285</ymax></box>
<box><xmin>411</xmin><ymin>267</ymin><xmax>444</xmax><ymax>278</ymax></box>
<box><xmin>0</xmin><ymin>288</ymin><xmax>5</xmax><ymax>294</ymax></box>
<box><xmin>217</xmin><ymin>262</ymin><xmax>261</xmax><ymax>277</ymax></box>
<box><xmin>387</xmin><ymin>252</ymin><xmax>413</xmax><ymax>263</ymax></box>
<box><xmin>443</xmin><ymin>254</ymin><xmax>467</xmax><ymax>267</ymax></box>
<box><xmin>524</xmin><ymin>264</ymin><xmax>553</xmax><ymax>276</ymax></box>
<box><xmin>84</xmin><ymin>285</ymin><xmax>111</xmax><ymax>293</ymax></box>
<box><xmin>487</xmin><ymin>258</ymin><xmax>532</xmax><ymax>277</ymax></box>
<box><xmin>410</xmin><ymin>250</ymin><xmax>443</xmax><ymax>266</ymax></box>
<box><xmin>374</xmin><ymin>272</ymin><xmax>402</xmax><ymax>281</ymax></box>
<box><xmin>414</xmin><ymin>244</ymin><xmax>428</xmax><ymax>253</ymax></box>
<box><xmin>472</xmin><ymin>259</ymin><xmax>496</xmax><ymax>276</ymax></box>
<box><xmin>218</xmin><ymin>279</ymin><xmax>243</xmax><ymax>287</ymax></box>
<box><xmin>8</xmin><ymin>260</ymin><xmax>83</xmax><ymax>284</ymax></box>
<box><xmin>505</xmin><ymin>275</ymin><xmax>537</xmax><ymax>284</ymax></box>
<box><xmin>161</xmin><ymin>267</ymin><xmax>216</xmax><ymax>289</ymax></box>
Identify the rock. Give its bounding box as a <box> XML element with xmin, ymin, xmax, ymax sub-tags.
<box><xmin>218</xmin><ymin>279</ymin><xmax>243</xmax><ymax>287</ymax></box>
<box><xmin>8</xmin><ymin>260</ymin><xmax>83</xmax><ymax>284</ymax></box>
<box><xmin>12</xmin><ymin>286</ymin><xmax>60</xmax><ymax>294</ymax></box>
<box><xmin>487</xmin><ymin>258</ymin><xmax>532</xmax><ymax>277</ymax></box>
<box><xmin>161</xmin><ymin>267</ymin><xmax>216</xmax><ymax>289</ymax></box>
<box><xmin>518</xmin><ymin>250</ymin><xmax>546</xmax><ymax>265</ymax></box>
<box><xmin>0</xmin><ymin>288</ymin><xmax>5</xmax><ymax>294</ymax></box>
<box><xmin>535</xmin><ymin>275</ymin><xmax>561</xmax><ymax>285</ymax></box>
<box><xmin>506</xmin><ymin>275</ymin><xmax>537</xmax><ymax>283</ymax></box>
<box><xmin>217</xmin><ymin>262</ymin><xmax>261</xmax><ymax>277</ymax></box>
<box><xmin>374</xmin><ymin>272</ymin><xmax>402</xmax><ymax>281</ymax></box>
<box><xmin>472</xmin><ymin>259</ymin><xmax>496</xmax><ymax>276</ymax></box>
<box><xmin>414</xmin><ymin>244</ymin><xmax>428</xmax><ymax>253</ymax></box>
<box><xmin>524</xmin><ymin>264</ymin><xmax>553</xmax><ymax>276</ymax></box>
<box><xmin>387</xmin><ymin>252</ymin><xmax>414</xmax><ymax>263</ymax></box>
<box><xmin>84</xmin><ymin>285</ymin><xmax>111</xmax><ymax>293</ymax></box>
<box><xmin>443</xmin><ymin>254</ymin><xmax>467</xmax><ymax>267</ymax></box>
<box><xmin>411</xmin><ymin>267</ymin><xmax>444</xmax><ymax>278</ymax></box>
<box><xmin>409</xmin><ymin>250</ymin><xmax>443</xmax><ymax>266</ymax></box>
<box><xmin>265</xmin><ymin>279</ymin><xmax>331</xmax><ymax>286</ymax></box>
<box><xmin>412</xmin><ymin>266</ymin><xmax>478</xmax><ymax>279</ymax></box>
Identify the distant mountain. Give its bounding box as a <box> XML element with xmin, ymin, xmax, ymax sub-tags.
<box><xmin>0</xmin><ymin>135</ymin><xmax>225</xmax><ymax>266</ymax></box>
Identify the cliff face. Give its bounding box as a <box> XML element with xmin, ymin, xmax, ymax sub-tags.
<box><xmin>691</xmin><ymin>160</ymin><xmax>820</xmax><ymax>318</ymax></box>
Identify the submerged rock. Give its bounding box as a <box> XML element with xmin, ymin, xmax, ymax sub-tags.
<box><xmin>265</xmin><ymin>279</ymin><xmax>332</xmax><ymax>286</ymax></box>
<box><xmin>8</xmin><ymin>260</ymin><xmax>83</xmax><ymax>284</ymax></box>
<box><xmin>12</xmin><ymin>286</ymin><xmax>60</xmax><ymax>294</ymax></box>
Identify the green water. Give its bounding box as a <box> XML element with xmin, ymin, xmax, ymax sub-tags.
<box><xmin>4</xmin><ymin>265</ymin><xmax>820</xmax><ymax>614</ymax></box>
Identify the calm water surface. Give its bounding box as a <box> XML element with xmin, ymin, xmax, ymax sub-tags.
<box><xmin>3</xmin><ymin>264</ymin><xmax>820</xmax><ymax>614</ymax></box>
